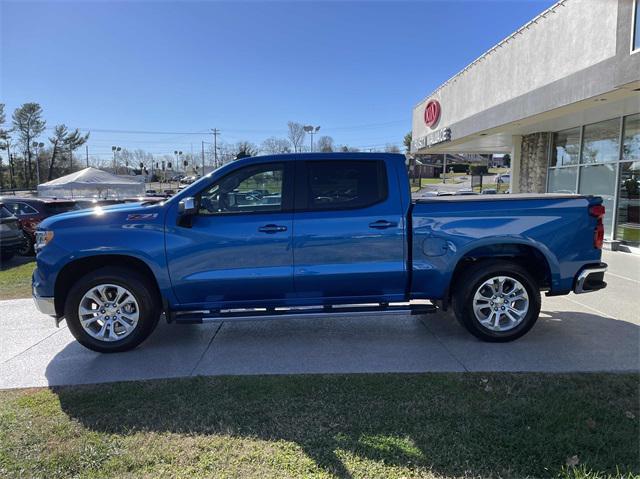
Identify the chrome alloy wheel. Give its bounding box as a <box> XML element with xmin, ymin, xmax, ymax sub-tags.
<box><xmin>78</xmin><ymin>284</ymin><xmax>140</xmax><ymax>342</ymax></box>
<box><xmin>472</xmin><ymin>276</ymin><xmax>529</xmax><ymax>332</ymax></box>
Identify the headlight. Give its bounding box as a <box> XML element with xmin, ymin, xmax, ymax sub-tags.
<box><xmin>35</xmin><ymin>230</ymin><xmax>54</xmax><ymax>252</ymax></box>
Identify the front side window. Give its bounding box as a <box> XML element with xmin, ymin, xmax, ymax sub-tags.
<box><xmin>198</xmin><ymin>163</ymin><xmax>284</xmax><ymax>215</ymax></box>
<box><xmin>305</xmin><ymin>160</ymin><xmax>388</xmax><ymax>211</ymax></box>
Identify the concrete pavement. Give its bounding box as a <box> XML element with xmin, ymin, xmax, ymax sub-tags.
<box><xmin>0</xmin><ymin>250</ymin><xmax>638</xmax><ymax>389</ymax></box>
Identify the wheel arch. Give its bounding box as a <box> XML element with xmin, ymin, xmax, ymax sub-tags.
<box><xmin>446</xmin><ymin>240</ymin><xmax>556</xmax><ymax>304</ymax></box>
<box><xmin>54</xmin><ymin>254</ymin><xmax>163</xmax><ymax>317</ymax></box>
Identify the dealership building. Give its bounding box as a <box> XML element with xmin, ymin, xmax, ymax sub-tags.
<box><xmin>411</xmin><ymin>0</ymin><xmax>640</xmax><ymax>248</ymax></box>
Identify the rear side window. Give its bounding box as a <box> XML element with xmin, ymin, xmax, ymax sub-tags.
<box><xmin>305</xmin><ymin>160</ymin><xmax>388</xmax><ymax>211</ymax></box>
<box><xmin>45</xmin><ymin>203</ymin><xmax>78</xmax><ymax>215</ymax></box>
<box><xmin>7</xmin><ymin>202</ymin><xmax>39</xmax><ymax>215</ymax></box>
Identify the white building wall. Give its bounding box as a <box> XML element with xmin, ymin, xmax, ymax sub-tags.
<box><xmin>413</xmin><ymin>0</ymin><xmax>619</xmax><ymax>142</ymax></box>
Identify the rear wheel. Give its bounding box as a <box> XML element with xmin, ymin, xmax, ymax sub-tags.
<box><xmin>452</xmin><ymin>260</ymin><xmax>541</xmax><ymax>342</ymax></box>
<box><xmin>64</xmin><ymin>267</ymin><xmax>161</xmax><ymax>353</ymax></box>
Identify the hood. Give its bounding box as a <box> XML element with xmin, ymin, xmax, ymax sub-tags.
<box><xmin>39</xmin><ymin>202</ymin><xmax>164</xmax><ymax>230</ymax></box>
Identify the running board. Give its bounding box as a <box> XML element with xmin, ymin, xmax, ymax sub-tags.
<box><xmin>170</xmin><ymin>303</ymin><xmax>437</xmax><ymax>324</ymax></box>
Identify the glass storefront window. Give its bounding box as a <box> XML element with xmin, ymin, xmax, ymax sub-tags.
<box><xmin>551</xmin><ymin>127</ymin><xmax>580</xmax><ymax>166</ymax></box>
<box><xmin>581</xmin><ymin>118</ymin><xmax>621</xmax><ymax>164</ymax></box>
<box><xmin>622</xmin><ymin>113</ymin><xmax>640</xmax><ymax>161</ymax></box>
<box><xmin>615</xmin><ymin>112</ymin><xmax>640</xmax><ymax>245</ymax></box>
<box><xmin>579</xmin><ymin>163</ymin><xmax>617</xmax><ymax>237</ymax></box>
<box><xmin>548</xmin><ymin>166</ymin><xmax>577</xmax><ymax>193</ymax></box>
<box><xmin>615</xmin><ymin>162</ymin><xmax>640</xmax><ymax>245</ymax></box>
<box><xmin>547</xmin><ymin>114</ymin><xmax>640</xmax><ymax>245</ymax></box>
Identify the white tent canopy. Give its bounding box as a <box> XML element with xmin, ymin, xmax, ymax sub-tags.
<box><xmin>37</xmin><ymin>167</ymin><xmax>145</xmax><ymax>199</ymax></box>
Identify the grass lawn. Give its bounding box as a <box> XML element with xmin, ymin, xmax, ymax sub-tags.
<box><xmin>0</xmin><ymin>373</ymin><xmax>637</xmax><ymax>478</ymax></box>
<box><xmin>0</xmin><ymin>257</ymin><xmax>35</xmax><ymax>300</ymax></box>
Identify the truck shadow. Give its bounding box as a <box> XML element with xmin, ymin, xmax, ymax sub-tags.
<box><xmin>45</xmin><ymin>310</ymin><xmax>640</xmax><ymax>477</ymax></box>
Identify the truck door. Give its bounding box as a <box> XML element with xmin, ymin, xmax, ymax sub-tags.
<box><xmin>292</xmin><ymin>159</ymin><xmax>406</xmax><ymax>302</ymax></box>
<box><xmin>165</xmin><ymin>162</ymin><xmax>295</xmax><ymax>306</ymax></box>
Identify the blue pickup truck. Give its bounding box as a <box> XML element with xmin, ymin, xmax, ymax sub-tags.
<box><xmin>32</xmin><ymin>153</ymin><xmax>607</xmax><ymax>352</ymax></box>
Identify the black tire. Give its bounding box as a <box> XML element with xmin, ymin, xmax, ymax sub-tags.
<box><xmin>17</xmin><ymin>233</ymin><xmax>34</xmax><ymax>256</ymax></box>
<box><xmin>452</xmin><ymin>260</ymin><xmax>541</xmax><ymax>342</ymax></box>
<box><xmin>64</xmin><ymin>266</ymin><xmax>161</xmax><ymax>353</ymax></box>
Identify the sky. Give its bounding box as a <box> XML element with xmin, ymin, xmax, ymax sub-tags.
<box><xmin>1</xmin><ymin>0</ymin><xmax>554</xmax><ymax>163</ymax></box>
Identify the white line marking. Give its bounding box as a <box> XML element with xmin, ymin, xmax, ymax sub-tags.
<box><xmin>605</xmin><ymin>271</ymin><xmax>640</xmax><ymax>284</ymax></box>
<box><xmin>555</xmin><ymin>295</ymin><xmax>617</xmax><ymax>320</ymax></box>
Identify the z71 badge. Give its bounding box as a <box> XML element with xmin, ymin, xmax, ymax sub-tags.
<box><xmin>127</xmin><ymin>213</ymin><xmax>158</xmax><ymax>221</ymax></box>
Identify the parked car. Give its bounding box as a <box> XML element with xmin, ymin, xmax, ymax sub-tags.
<box><xmin>74</xmin><ymin>199</ymin><xmax>123</xmax><ymax>210</ymax></box>
<box><xmin>170</xmin><ymin>174</ymin><xmax>185</xmax><ymax>182</ymax></box>
<box><xmin>0</xmin><ymin>197</ymin><xmax>79</xmax><ymax>255</ymax></box>
<box><xmin>180</xmin><ymin>175</ymin><xmax>199</xmax><ymax>185</ymax></box>
<box><xmin>454</xmin><ymin>189</ymin><xmax>477</xmax><ymax>195</ymax></box>
<box><xmin>0</xmin><ymin>203</ymin><xmax>24</xmax><ymax>262</ymax></box>
<box><xmin>32</xmin><ymin>153</ymin><xmax>607</xmax><ymax>353</ymax></box>
<box><xmin>482</xmin><ymin>189</ymin><xmax>498</xmax><ymax>195</ymax></box>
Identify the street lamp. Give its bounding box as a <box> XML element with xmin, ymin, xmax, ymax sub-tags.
<box><xmin>303</xmin><ymin>125</ymin><xmax>320</xmax><ymax>152</ymax></box>
<box><xmin>174</xmin><ymin>150</ymin><xmax>183</xmax><ymax>173</ymax></box>
<box><xmin>111</xmin><ymin>146</ymin><xmax>122</xmax><ymax>174</ymax></box>
<box><xmin>32</xmin><ymin>141</ymin><xmax>44</xmax><ymax>186</ymax></box>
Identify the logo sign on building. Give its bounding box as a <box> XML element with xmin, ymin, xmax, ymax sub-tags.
<box><xmin>424</xmin><ymin>100</ymin><xmax>441</xmax><ymax>128</ymax></box>
<box><xmin>412</xmin><ymin>127</ymin><xmax>451</xmax><ymax>151</ymax></box>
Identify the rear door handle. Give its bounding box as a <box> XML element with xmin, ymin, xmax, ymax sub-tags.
<box><xmin>369</xmin><ymin>220</ymin><xmax>398</xmax><ymax>229</ymax></box>
<box><xmin>258</xmin><ymin>224</ymin><xmax>288</xmax><ymax>233</ymax></box>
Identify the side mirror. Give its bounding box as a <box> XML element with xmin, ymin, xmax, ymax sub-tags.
<box><xmin>178</xmin><ymin>197</ymin><xmax>197</xmax><ymax>216</ymax></box>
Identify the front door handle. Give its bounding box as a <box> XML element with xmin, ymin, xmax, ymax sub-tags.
<box><xmin>369</xmin><ymin>220</ymin><xmax>398</xmax><ymax>229</ymax></box>
<box><xmin>258</xmin><ymin>224</ymin><xmax>288</xmax><ymax>234</ymax></box>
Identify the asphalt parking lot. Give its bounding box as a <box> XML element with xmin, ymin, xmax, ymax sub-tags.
<box><xmin>0</xmin><ymin>250</ymin><xmax>638</xmax><ymax>389</ymax></box>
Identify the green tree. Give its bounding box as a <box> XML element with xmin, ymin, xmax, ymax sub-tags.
<box><xmin>47</xmin><ymin>124</ymin><xmax>90</xmax><ymax>181</ymax></box>
<box><xmin>0</xmin><ymin>104</ymin><xmax>9</xmax><ymax>189</ymax></box>
<box><xmin>12</xmin><ymin>103</ymin><xmax>46</xmax><ymax>186</ymax></box>
<box><xmin>403</xmin><ymin>131</ymin><xmax>412</xmax><ymax>152</ymax></box>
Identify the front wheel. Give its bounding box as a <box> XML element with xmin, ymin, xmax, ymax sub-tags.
<box><xmin>64</xmin><ymin>267</ymin><xmax>161</xmax><ymax>353</ymax></box>
<box><xmin>452</xmin><ymin>260</ymin><xmax>541</xmax><ymax>342</ymax></box>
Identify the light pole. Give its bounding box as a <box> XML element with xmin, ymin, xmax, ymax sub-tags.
<box><xmin>303</xmin><ymin>125</ymin><xmax>320</xmax><ymax>152</ymax></box>
<box><xmin>173</xmin><ymin>150</ymin><xmax>183</xmax><ymax>174</ymax></box>
<box><xmin>31</xmin><ymin>141</ymin><xmax>44</xmax><ymax>186</ymax></box>
<box><xmin>111</xmin><ymin>146</ymin><xmax>121</xmax><ymax>174</ymax></box>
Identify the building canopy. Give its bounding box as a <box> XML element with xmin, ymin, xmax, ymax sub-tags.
<box><xmin>37</xmin><ymin>167</ymin><xmax>145</xmax><ymax>199</ymax></box>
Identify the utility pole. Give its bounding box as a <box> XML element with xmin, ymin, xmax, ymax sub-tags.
<box><xmin>201</xmin><ymin>141</ymin><xmax>205</xmax><ymax>175</ymax></box>
<box><xmin>211</xmin><ymin>128</ymin><xmax>220</xmax><ymax>167</ymax></box>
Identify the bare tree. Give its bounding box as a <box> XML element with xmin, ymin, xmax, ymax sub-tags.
<box><xmin>384</xmin><ymin>144</ymin><xmax>401</xmax><ymax>153</ymax></box>
<box><xmin>261</xmin><ymin>137</ymin><xmax>291</xmax><ymax>154</ymax></box>
<box><xmin>316</xmin><ymin>135</ymin><xmax>334</xmax><ymax>153</ymax></box>
<box><xmin>234</xmin><ymin>141</ymin><xmax>258</xmax><ymax>159</ymax></box>
<box><xmin>338</xmin><ymin>145</ymin><xmax>360</xmax><ymax>153</ymax></box>
<box><xmin>287</xmin><ymin>122</ymin><xmax>306</xmax><ymax>153</ymax></box>
<box><xmin>12</xmin><ymin>103</ymin><xmax>46</xmax><ymax>186</ymax></box>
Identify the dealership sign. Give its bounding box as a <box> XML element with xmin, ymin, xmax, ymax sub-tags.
<box><xmin>424</xmin><ymin>100</ymin><xmax>441</xmax><ymax>127</ymax></box>
<box><xmin>412</xmin><ymin>127</ymin><xmax>451</xmax><ymax>150</ymax></box>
